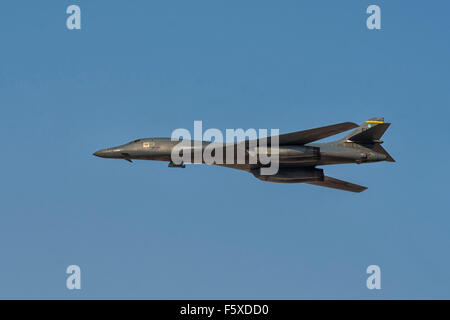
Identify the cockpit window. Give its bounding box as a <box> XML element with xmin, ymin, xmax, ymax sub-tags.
<box><xmin>133</xmin><ymin>139</ymin><xmax>141</xmax><ymax>143</ymax></box>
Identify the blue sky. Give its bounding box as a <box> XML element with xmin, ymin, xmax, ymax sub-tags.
<box><xmin>0</xmin><ymin>1</ymin><xmax>449</xmax><ymax>299</ymax></box>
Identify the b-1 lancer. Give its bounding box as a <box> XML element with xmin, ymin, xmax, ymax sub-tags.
<box><xmin>93</xmin><ymin>117</ymin><xmax>394</xmax><ymax>192</ymax></box>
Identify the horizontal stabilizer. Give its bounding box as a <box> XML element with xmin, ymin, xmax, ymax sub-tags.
<box><xmin>349</xmin><ymin>123</ymin><xmax>390</xmax><ymax>143</ymax></box>
<box><xmin>249</xmin><ymin>122</ymin><xmax>358</xmax><ymax>146</ymax></box>
<box><xmin>371</xmin><ymin>143</ymin><xmax>395</xmax><ymax>162</ymax></box>
<box><xmin>306</xmin><ymin>176</ymin><xmax>367</xmax><ymax>193</ymax></box>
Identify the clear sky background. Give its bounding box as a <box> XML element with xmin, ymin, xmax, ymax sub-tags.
<box><xmin>1</xmin><ymin>1</ymin><xmax>449</xmax><ymax>299</ymax></box>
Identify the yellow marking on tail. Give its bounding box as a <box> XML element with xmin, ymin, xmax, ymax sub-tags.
<box><xmin>365</xmin><ymin>120</ymin><xmax>384</xmax><ymax>124</ymax></box>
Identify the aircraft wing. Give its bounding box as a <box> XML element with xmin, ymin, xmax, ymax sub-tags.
<box><xmin>247</xmin><ymin>122</ymin><xmax>358</xmax><ymax>146</ymax></box>
<box><xmin>306</xmin><ymin>176</ymin><xmax>367</xmax><ymax>193</ymax></box>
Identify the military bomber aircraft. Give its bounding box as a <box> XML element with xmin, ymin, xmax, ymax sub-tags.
<box><xmin>93</xmin><ymin>117</ymin><xmax>394</xmax><ymax>192</ymax></box>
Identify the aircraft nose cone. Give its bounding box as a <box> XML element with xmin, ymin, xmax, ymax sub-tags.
<box><xmin>93</xmin><ymin>149</ymin><xmax>107</xmax><ymax>158</ymax></box>
<box><xmin>93</xmin><ymin>146</ymin><xmax>125</xmax><ymax>159</ymax></box>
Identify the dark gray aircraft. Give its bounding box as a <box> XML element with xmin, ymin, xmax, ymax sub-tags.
<box><xmin>93</xmin><ymin>117</ymin><xmax>394</xmax><ymax>192</ymax></box>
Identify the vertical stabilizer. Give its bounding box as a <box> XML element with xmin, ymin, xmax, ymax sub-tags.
<box><xmin>342</xmin><ymin>117</ymin><xmax>388</xmax><ymax>143</ymax></box>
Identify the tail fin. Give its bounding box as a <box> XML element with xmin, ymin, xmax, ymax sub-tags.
<box><xmin>342</xmin><ymin>117</ymin><xmax>388</xmax><ymax>143</ymax></box>
<box><xmin>340</xmin><ymin>117</ymin><xmax>395</xmax><ymax>162</ymax></box>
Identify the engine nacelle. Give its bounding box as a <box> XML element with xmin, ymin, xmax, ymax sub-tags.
<box><xmin>252</xmin><ymin>167</ymin><xmax>324</xmax><ymax>183</ymax></box>
<box><xmin>277</xmin><ymin>145</ymin><xmax>320</xmax><ymax>160</ymax></box>
<box><xmin>248</xmin><ymin>145</ymin><xmax>319</xmax><ymax>159</ymax></box>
